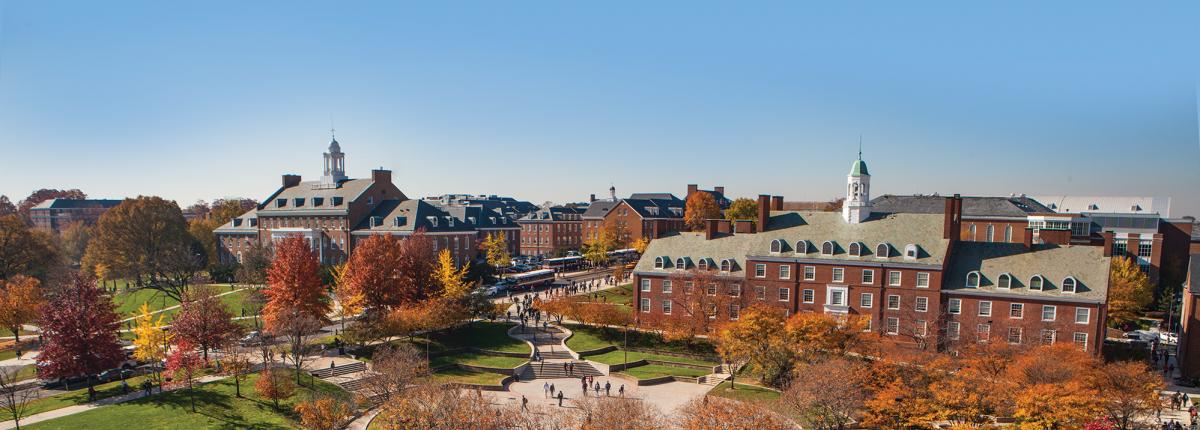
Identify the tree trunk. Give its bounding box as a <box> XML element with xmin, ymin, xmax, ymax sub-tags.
<box><xmin>189</xmin><ymin>387</ymin><xmax>196</xmax><ymax>413</ymax></box>
<box><xmin>11</xmin><ymin>327</ymin><xmax>19</xmax><ymax>343</ymax></box>
<box><xmin>87</xmin><ymin>376</ymin><xmax>96</xmax><ymax>401</ymax></box>
<box><xmin>234</xmin><ymin>376</ymin><xmax>241</xmax><ymax>398</ymax></box>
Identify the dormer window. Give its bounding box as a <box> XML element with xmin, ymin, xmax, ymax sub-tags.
<box><xmin>998</xmin><ymin>273</ymin><xmax>1012</xmax><ymax>289</ymax></box>
<box><xmin>796</xmin><ymin>240</ymin><xmax>809</xmax><ymax>254</ymax></box>
<box><xmin>654</xmin><ymin>257</ymin><xmax>666</xmax><ymax>269</ymax></box>
<box><xmin>313</xmin><ymin>197</ymin><xmax>324</xmax><ymax>207</ymax></box>
<box><xmin>394</xmin><ymin>216</ymin><xmax>407</xmax><ymax>227</ymax></box>
<box><xmin>448</xmin><ymin>217</ymin><xmax>455</xmax><ymax>227</ymax></box>
<box><xmin>294</xmin><ymin>198</ymin><xmax>304</xmax><ymax>207</ymax></box>
<box><xmin>428</xmin><ymin>216</ymin><xmax>439</xmax><ymax>227</ymax></box>
<box><xmin>848</xmin><ymin>242</ymin><xmax>862</xmax><ymax>257</ymax></box>
<box><xmin>370</xmin><ymin>216</ymin><xmax>383</xmax><ymax>227</ymax></box>
<box><xmin>1062</xmin><ymin>277</ymin><xmax>1077</xmax><ymax>294</ymax></box>
<box><xmin>966</xmin><ymin>271</ymin><xmax>981</xmax><ymax>288</ymax></box>
<box><xmin>720</xmin><ymin>259</ymin><xmax>732</xmax><ymax>272</ymax></box>
<box><xmin>698</xmin><ymin>259</ymin><xmax>710</xmax><ymax>271</ymax></box>
<box><xmin>332</xmin><ymin>197</ymin><xmax>343</xmax><ymax>206</ymax></box>
<box><xmin>1030</xmin><ymin>275</ymin><xmax>1044</xmax><ymax>291</ymax></box>
<box><xmin>821</xmin><ymin>241</ymin><xmax>835</xmax><ymax>255</ymax></box>
<box><xmin>675</xmin><ymin>257</ymin><xmax>687</xmax><ymax>269</ymax></box>
<box><xmin>770</xmin><ymin>239</ymin><xmax>785</xmax><ymax>253</ymax></box>
<box><xmin>276</xmin><ymin>199</ymin><xmax>287</xmax><ymax>208</ymax></box>
<box><xmin>249</xmin><ymin>218</ymin><xmax>257</xmax><ymax>227</ymax></box>
<box><xmin>904</xmin><ymin>244</ymin><xmax>919</xmax><ymax>259</ymax></box>
<box><xmin>876</xmin><ymin>243</ymin><xmax>890</xmax><ymax>258</ymax></box>
<box><xmin>232</xmin><ymin>218</ymin><xmax>243</xmax><ymax>227</ymax></box>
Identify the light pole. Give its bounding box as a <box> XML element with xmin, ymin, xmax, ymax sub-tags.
<box><xmin>623</xmin><ymin>323</ymin><xmax>629</xmax><ymax>370</ymax></box>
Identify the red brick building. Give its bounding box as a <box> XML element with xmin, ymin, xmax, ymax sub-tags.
<box><xmin>631</xmin><ymin>156</ymin><xmax>1112</xmax><ymax>354</ymax></box>
<box><xmin>28</xmin><ymin>199</ymin><xmax>122</xmax><ymax>233</ymax></box>
<box><xmin>581</xmin><ymin>187</ymin><xmax>687</xmax><ymax>245</ymax></box>
<box><xmin>517</xmin><ymin>206</ymin><xmax>583</xmax><ymax>257</ymax></box>
<box><xmin>1177</xmin><ymin>255</ymin><xmax>1200</xmax><ymax>379</ymax></box>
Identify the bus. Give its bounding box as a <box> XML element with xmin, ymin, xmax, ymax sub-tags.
<box><xmin>607</xmin><ymin>248</ymin><xmax>638</xmax><ymax>263</ymax></box>
<box><xmin>543</xmin><ymin>256</ymin><xmax>584</xmax><ymax>272</ymax></box>
<box><xmin>506</xmin><ymin>269</ymin><xmax>556</xmax><ymax>290</ymax></box>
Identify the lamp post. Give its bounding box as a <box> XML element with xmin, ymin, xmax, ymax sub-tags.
<box><xmin>623</xmin><ymin>323</ymin><xmax>629</xmax><ymax>370</ymax></box>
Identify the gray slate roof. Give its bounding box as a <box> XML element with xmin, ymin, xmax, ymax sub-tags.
<box><xmin>258</xmin><ymin>179</ymin><xmax>380</xmax><ymax>215</ymax></box>
<box><xmin>518</xmin><ymin>206</ymin><xmax>583</xmax><ymax>222</ymax></box>
<box><xmin>582</xmin><ymin>201</ymin><xmax>619</xmax><ymax>219</ymax></box>
<box><xmin>624</xmin><ymin>198</ymin><xmax>685</xmax><ymax>219</ymax></box>
<box><xmin>353</xmin><ymin>199</ymin><xmax>476</xmax><ymax>234</ymax></box>
<box><xmin>442</xmin><ymin>205</ymin><xmax>517</xmax><ymax>229</ymax></box>
<box><xmin>872</xmin><ymin>195</ymin><xmax>1054</xmax><ymax>218</ymax></box>
<box><xmin>31</xmin><ymin>199</ymin><xmax>123</xmax><ymax>210</ymax></box>
<box><xmin>943</xmin><ymin>242</ymin><xmax>1110</xmax><ymax>303</ymax></box>
<box><xmin>213</xmin><ymin>209</ymin><xmax>259</xmax><ymax>234</ymax></box>
<box><xmin>629</xmin><ymin>193</ymin><xmax>679</xmax><ymax>201</ymax></box>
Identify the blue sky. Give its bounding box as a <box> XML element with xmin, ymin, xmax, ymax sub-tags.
<box><xmin>2</xmin><ymin>1</ymin><xmax>1198</xmax><ymax>215</ymax></box>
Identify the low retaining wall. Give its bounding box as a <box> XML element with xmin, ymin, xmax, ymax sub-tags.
<box><xmin>623</xmin><ymin>347</ymin><xmax>719</xmax><ymax>363</ymax></box>
<box><xmin>470</xmin><ymin>347</ymin><xmax>531</xmax><ymax>358</ymax></box>
<box><xmin>605</xmin><ymin>359</ymin><xmax>649</xmax><ymax>372</ymax></box>
<box><xmin>575</xmin><ymin>345</ymin><xmax>618</xmax><ymax>357</ymax></box>
<box><xmin>457</xmin><ymin>362</ymin><xmax>527</xmax><ymax>375</ymax></box>
<box><xmin>644</xmin><ymin>359</ymin><xmax>715</xmax><ymax>372</ymax></box>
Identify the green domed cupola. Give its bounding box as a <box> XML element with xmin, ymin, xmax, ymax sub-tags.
<box><xmin>850</xmin><ymin>158</ymin><xmax>869</xmax><ymax>176</ymax></box>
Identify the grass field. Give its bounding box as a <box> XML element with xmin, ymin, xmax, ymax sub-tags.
<box><xmin>112</xmin><ymin>287</ymin><xmax>254</xmax><ymax>323</ymax></box>
<box><xmin>564</xmin><ymin>323</ymin><xmax>717</xmax><ymax>356</ymax></box>
<box><xmin>619</xmin><ymin>364</ymin><xmax>710</xmax><ymax>380</ymax></box>
<box><xmin>585</xmin><ymin>350</ymin><xmax>718</xmax><ymax>367</ymax></box>
<box><xmin>354</xmin><ymin>322</ymin><xmax>529</xmax><ymax>361</ymax></box>
<box><xmin>588</xmin><ymin>284</ymin><xmax>635</xmax><ymax>306</ymax></box>
<box><xmin>24</xmin><ymin>371</ymin><xmax>345</xmax><ymax>430</ymax></box>
<box><xmin>429</xmin><ymin>367</ymin><xmax>509</xmax><ymax>386</ymax></box>
<box><xmin>23</xmin><ymin>374</ymin><xmax>155</xmax><ymax>417</ymax></box>
<box><xmin>430</xmin><ymin>353</ymin><xmax>527</xmax><ymax>370</ymax></box>
<box><xmin>708</xmin><ymin>381</ymin><xmax>781</xmax><ymax>403</ymax></box>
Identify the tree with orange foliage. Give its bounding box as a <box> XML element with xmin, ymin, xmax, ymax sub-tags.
<box><xmin>1108</xmin><ymin>256</ymin><xmax>1153</xmax><ymax>327</ymax></box>
<box><xmin>715</xmin><ymin>305</ymin><xmax>792</xmax><ymax>388</ymax></box>
<box><xmin>338</xmin><ymin>234</ymin><xmax>404</xmax><ymax>320</ymax></box>
<box><xmin>255</xmin><ymin>368</ymin><xmax>296</xmax><ymax>409</ymax></box>
<box><xmin>676</xmin><ymin>396</ymin><xmax>793</xmax><ymax>430</ymax></box>
<box><xmin>538</xmin><ymin>295</ymin><xmax>577</xmax><ymax>325</ymax></box>
<box><xmin>294</xmin><ymin>396</ymin><xmax>355</xmax><ymax>430</ymax></box>
<box><xmin>263</xmin><ymin>236</ymin><xmax>329</xmax><ymax>384</ymax></box>
<box><xmin>784</xmin><ymin>312</ymin><xmax>872</xmax><ymax>361</ymax></box>
<box><xmin>0</xmin><ymin>275</ymin><xmax>41</xmax><ymax>342</ymax></box>
<box><xmin>584</xmin><ymin>302</ymin><xmax>633</xmax><ymax>327</ymax></box>
<box><xmin>860</xmin><ymin>359</ymin><xmax>939</xmax><ymax>429</ymax></box>
<box><xmin>684</xmin><ymin>191</ymin><xmax>722</xmax><ymax>231</ymax></box>
<box><xmin>1093</xmin><ymin>361</ymin><xmax>1162</xmax><ymax>430</ymax></box>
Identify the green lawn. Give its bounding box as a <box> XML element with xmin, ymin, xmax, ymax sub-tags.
<box><xmin>564</xmin><ymin>324</ymin><xmax>717</xmax><ymax>356</ymax></box>
<box><xmin>430</xmin><ymin>353</ymin><xmax>527</xmax><ymax>370</ymax></box>
<box><xmin>429</xmin><ymin>367</ymin><xmax>508</xmax><ymax>386</ymax></box>
<box><xmin>23</xmin><ymin>375</ymin><xmax>155</xmax><ymax>417</ymax></box>
<box><xmin>353</xmin><ymin>322</ymin><xmax>530</xmax><ymax>361</ymax></box>
<box><xmin>589</xmin><ymin>284</ymin><xmax>635</xmax><ymax>306</ymax></box>
<box><xmin>619</xmin><ymin>364</ymin><xmax>710</xmax><ymax>380</ymax></box>
<box><xmin>113</xmin><ymin>288</ymin><xmax>253</xmax><ymax>323</ymax></box>
<box><xmin>586</xmin><ymin>350</ymin><xmax>718</xmax><ymax>367</ymax></box>
<box><xmin>25</xmin><ymin>371</ymin><xmax>345</xmax><ymax>430</ymax></box>
<box><xmin>709</xmin><ymin>381</ymin><xmax>781</xmax><ymax>403</ymax></box>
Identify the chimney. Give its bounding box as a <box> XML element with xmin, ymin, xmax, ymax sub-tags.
<box><xmin>771</xmin><ymin>196</ymin><xmax>783</xmax><ymax>211</ymax></box>
<box><xmin>716</xmin><ymin>219</ymin><xmax>732</xmax><ymax>234</ymax></box>
<box><xmin>734</xmin><ymin>219</ymin><xmax>756</xmax><ymax>234</ymax></box>
<box><xmin>371</xmin><ymin>169</ymin><xmax>392</xmax><ymax>185</ymax></box>
<box><xmin>1102</xmin><ymin>231</ymin><xmax>1114</xmax><ymax>257</ymax></box>
<box><xmin>687</xmin><ymin>184</ymin><xmax>698</xmax><ymax>198</ymax></box>
<box><xmin>714</xmin><ymin>186</ymin><xmax>725</xmax><ymax>195</ymax></box>
<box><xmin>943</xmin><ymin>194</ymin><xmax>963</xmax><ymax>240</ymax></box>
<box><xmin>705</xmin><ymin>219</ymin><xmax>719</xmax><ymax>240</ymax></box>
<box><xmin>282</xmin><ymin>174</ymin><xmax>301</xmax><ymax>188</ymax></box>
<box><xmin>757</xmin><ymin>195</ymin><xmax>771</xmax><ymax>232</ymax></box>
<box><xmin>589</xmin><ymin>194</ymin><xmax>596</xmax><ymax>203</ymax></box>
<box><xmin>1023</xmin><ymin>227</ymin><xmax>1034</xmax><ymax>250</ymax></box>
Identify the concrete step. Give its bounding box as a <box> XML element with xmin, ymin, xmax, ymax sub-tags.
<box><xmin>535</xmin><ymin>351</ymin><xmax>573</xmax><ymax>359</ymax></box>
<box><xmin>522</xmin><ymin>362</ymin><xmax>604</xmax><ymax>379</ymax></box>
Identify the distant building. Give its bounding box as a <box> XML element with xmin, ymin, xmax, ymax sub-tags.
<box><xmin>872</xmin><ymin>194</ymin><xmax>1059</xmax><ymax>245</ymax></box>
<box><xmin>1177</xmin><ymin>255</ymin><xmax>1200</xmax><ymax>379</ymax></box>
<box><xmin>581</xmin><ymin>186</ymin><xmax>686</xmax><ymax>246</ymax></box>
<box><xmin>1033</xmin><ymin>195</ymin><xmax>1172</xmax><ymax>217</ymax></box>
<box><xmin>516</xmin><ymin>206</ymin><xmax>584</xmax><ymax>257</ymax></box>
<box><xmin>29</xmin><ymin>198</ymin><xmax>123</xmax><ymax>232</ymax></box>
<box><xmin>423</xmin><ymin>194</ymin><xmax>537</xmax><ymax>220</ymax></box>
<box><xmin>685</xmin><ymin>184</ymin><xmax>731</xmax><ymax>209</ymax></box>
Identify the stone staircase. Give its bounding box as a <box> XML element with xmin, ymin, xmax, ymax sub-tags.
<box><xmin>521</xmin><ymin>360</ymin><xmax>604</xmax><ymax>380</ymax></box>
<box><xmin>700</xmin><ymin>373</ymin><xmax>730</xmax><ymax>386</ymax></box>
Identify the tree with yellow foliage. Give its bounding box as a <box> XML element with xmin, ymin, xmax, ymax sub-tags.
<box><xmin>0</xmin><ymin>275</ymin><xmax>41</xmax><ymax>342</ymax></box>
<box><xmin>631</xmin><ymin>236</ymin><xmax>649</xmax><ymax>254</ymax></box>
<box><xmin>481</xmin><ymin>233</ymin><xmax>510</xmax><ymax>276</ymax></box>
<box><xmin>715</xmin><ymin>305</ymin><xmax>793</xmax><ymax>388</ymax></box>
<box><xmin>435</xmin><ymin>249</ymin><xmax>471</xmax><ymax>299</ymax></box>
<box><xmin>131</xmin><ymin>302</ymin><xmax>172</xmax><ymax>394</ymax></box>
<box><xmin>295</xmin><ymin>396</ymin><xmax>355</xmax><ymax>430</ymax></box>
<box><xmin>1108</xmin><ymin>256</ymin><xmax>1153</xmax><ymax>327</ymax></box>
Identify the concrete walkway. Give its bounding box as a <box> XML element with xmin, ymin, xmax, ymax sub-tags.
<box><xmin>345</xmin><ymin>407</ymin><xmax>382</xmax><ymax>430</ymax></box>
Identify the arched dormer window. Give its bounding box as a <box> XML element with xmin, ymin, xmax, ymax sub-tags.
<box><xmin>654</xmin><ymin>257</ymin><xmax>665</xmax><ymax>269</ymax></box>
<box><xmin>720</xmin><ymin>259</ymin><xmax>732</xmax><ymax>272</ymax></box>
<box><xmin>966</xmin><ymin>271</ymin><xmax>981</xmax><ymax>288</ymax></box>
<box><xmin>821</xmin><ymin>241</ymin><xmax>835</xmax><ymax>255</ymax></box>
<box><xmin>904</xmin><ymin>244</ymin><xmax>919</xmax><ymax>259</ymax></box>
<box><xmin>698</xmin><ymin>259</ymin><xmax>709</xmax><ymax>271</ymax></box>
<box><xmin>986</xmin><ymin>225</ymin><xmax>995</xmax><ymax>242</ymax></box>
<box><xmin>1004</xmin><ymin>225</ymin><xmax>1013</xmax><ymax>242</ymax></box>
<box><xmin>1062</xmin><ymin>277</ymin><xmax>1076</xmax><ymax>294</ymax></box>
<box><xmin>876</xmin><ymin>243</ymin><xmax>890</xmax><ymax>258</ymax></box>
<box><xmin>675</xmin><ymin>257</ymin><xmax>687</xmax><ymax>269</ymax></box>
<box><xmin>796</xmin><ymin>240</ymin><xmax>810</xmax><ymax>254</ymax></box>
<box><xmin>848</xmin><ymin>242</ymin><xmax>862</xmax><ymax>257</ymax></box>
<box><xmin>997</xmin><ymin>273</ymin><xmax>1012</xmax><ymax>289</ymax></box>
<box><xmin>770</xmin><ymin>239</ymin><xmax>785</xmax><ymax>253</ymax></box>
<box><xmin>1029</xmin><ymin>275</ymin><xmax>1044</xmax><ymax>291</ymax></box>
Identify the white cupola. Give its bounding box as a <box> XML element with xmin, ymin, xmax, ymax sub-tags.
<box><xmin>842</xmin><ymin>152</ymin><xmax>871</xmax><ymax>224</ymax></box>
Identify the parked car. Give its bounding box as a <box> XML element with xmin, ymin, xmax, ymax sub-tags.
<box><xmin>97</xmin><ymin>368</ymin><xmax>135</xmax><ymax>384</ymax></box>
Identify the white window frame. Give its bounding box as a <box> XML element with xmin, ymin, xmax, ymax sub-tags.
<box><xmin>1062</xmin><ymin>277</ymin><xmax>1077</xmax><ymax>294</ymax></box>
<box><xmin>802</xmin><ymin>289</ymin><xmax>815</xmax><ymax>304</ymax></box>
<box><xmin>778</xmin><ymin>287</ymin><xmax>790</xmax><ymax>302</ymax></box>
<box><xmin>998</xmin><ymin>273</ymin><xmax>1012</xmax><ymax>289</ymax></box>
<box><xmin>889</xmin><ymin>271</ymin><xmax>902</xmax><ymax>286</ymax></box>
<box><xmin>1010</xmin><ymin>303</ymin><xmax>1023</xmax><ymax>319</ymax></box>
<box><xmin>948</xmin><ymin>321</ymin><xmax>961</xmax><ymax>340</ymax></box>
<box><xmin>977</xmin><ymin>324</ymin><xmax>991</xmax><ymax>342</ymax></box>
<box><xmin>886</xmin><ymin>317</ymin><xmax>899</xmax><ymax>335</ymax></box>
<box><xmin>916</xmin><ymin>272</ymin><xmax>929</xmax><ymax>288</ymax></box>
<box><xmin>948</xmin><ymin>298</ymin><xmax>961</xmax><ymax>314</ymax></box>
<box><xmin>1007</xmin><ymin>327</ymin><xmax>1022</xmax><ymax>345</ymax></box>
<box><xmin>755</xmin><ymin>286</ymin><xmax>766</xmax><ymax>300</ymax></box>
<box><xmin>804</xmin><ymin>266</ymin><xmax>816</xmax><ymax>281</ymax></box>
<box><xmin>915</xmin><ymin>296</ymin><xmax>928</xmax><ymax>313</ymax></box>
<box><xmin>640</xmin><ymin>298</ymin><xmax>650</xmax><ymax>313</ymax></box>
<box><xmin>1041</xmin><ymin>329</ymin><xmax>1056</xmax><ymax>345</ymax></box>
<box><xmin>754</xmin><ymin>264</ymin><xmax>766</xmax><ymax>278</ymax></box>
<box><xmin>779</xmin><ymin>265</ymin><xmax>791</xmax><ymax>280</ymax></box>
<box><xmin>662</xmin><ymin>280</ymin><xmax>672</xmax><ymax>294</ymax></box>
<box><xmin>1075</xmin><ymin>308</ymin><xmax>1090</xmax><ymax>324</ymax></box>
<box><xmin>827</xmin><ymin>286</ymin><xmax>848</xmax><ymax>307</ymax></box>
<box><xmin>861</xmin><ymin>269</ymin><xmax>874</xmax><ymax>284</ymax></box>
<box><xmin>832</xmin><ymin>267</ymin><xmax>845</xmax><ymax>283</ymax></box>
<box><xmin>978</xmin><ymin>300</ymin><xmax>992</xmax><ymax>317</ymax></box>
<box><xmin>640</xmin><ymin>279</ymin><xmax>651</xmax><ymax>292</ymax></box>
<box><xmin>860</xmin><ymin>293</ymin><xmax>873</xmax><ymax>308</ymax></box>
<box><xmin>966</xmin><ymin>271</ymin><xmax>981</xmax><ymax>288</ymax></box>
<box><xmin>887</xmin><ymin>295</ymin><xmax>900</xmax><ymax>310</ymax></box>
<box><xmin>1073</xmin><ymin>332</ymin><xmax>1088</xmax><ymax>351</ymax></box>
<box><xmin>662</xmin><ymin>300</ymin><xmax>672</xmax><ymax>314</ymax></box>
<box><xmin>1029</xmin><ymin>275</ymin><xmax>1044</xmax><ymax>291</ymax></box>
<box><xmin>1042</xmin><ymin>305</ymin><xmax>1056</xmax><ymax>322</ymax></box>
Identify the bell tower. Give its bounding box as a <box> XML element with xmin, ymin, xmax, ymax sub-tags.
<box><xmin>321</xmin><ymin>132</ymin><xmax>347</xmax><ymax>188</ymax></box>
<box><xmin>842</xmin><ymin>148</ymin><xmax>871</xmax><ymax>224</ymax></box>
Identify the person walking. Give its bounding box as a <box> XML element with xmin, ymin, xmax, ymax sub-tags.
<box><xmin>582</xmin><ymin>380</ymin><xmax>588</xmax><ymax>396</ymax></box>
<box><xmin>522</xmin><ymin>395</ymin><xmax>529</xmax><ymax>411</ymax></box>
<box><xmin>557</xmin><ymin>390</ymin><xmax>564</xmax><ymax>407</ymax></box>
<box><xmin>550</xmin><ymin>383</ymin><xmax>556</xmax><ymax>397</ymax></box>
<box><xmin>618</xmin><ymin>384</ymin><xmax>625</xmax><ymax>398</ymax></box>
<box><xmin>605</xmin><ymin>381</ymin><xmax>611</xmax><ymax>397</ymax></box>
<box><xmin>544</xmin><ymin>382</ymin><xmax>550</xmax><ymax>398</ymax></box>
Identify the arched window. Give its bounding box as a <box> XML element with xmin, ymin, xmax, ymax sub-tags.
<box><xmin>876</xmin><ymin>243</ymin><xmax>889</xmax><ymax>258</ymax></box>
<box><xmin>654</xmin><ymin>257</ymin><xmax>665</xmax><ymax>269</ymax></box>
<box><xmin>698</xmin><ymin>259</ymin><xmax>709</xmax><ymax>271</ymax></box>
<box><xmin>1062</xmin><ymin>277</ymin><xmax>1077</xmax><ymax>293</ymax></box>
<box><xmin>1029</xmin><ymin>275</ymin><xmax>1044</xmax><ymax>291</ymax></box>
<box><xmin>770</xmin><ymin>239</ymin><xmax>784</xmax><ymax>253</ymax></box>
<box><xmin>1004</xmin><ymin>225</ymin><xmax>1013</xmax><ymax>242</ymax></box>
<box><xmin>905</xmin><ymin>244</ymin><xmax>919</xmax><ymax>259</ymax></box>
<box><xmin>720</xmin><ymin>259</ymin><xmax>732</xmax><ymax>272</ymax></box>
<box><xmin>969</xmin><ymin>224</ymin><xmax>977</xmax><ymax>240</ymax></box>
<box><xmin>966</xmin><ymin>271</ymin><xmax>981</xmax><ymax>288</ymax></box>
<box><xmin>796</xmin><ymin>240</ymin><xmax>809</xmax><ymax>253</ymax></box>
<box><xmin>848</xmin><ymin>242</ymin><xmax>862</xmax><ymax>256</ymax></box>
<box><xmin>675</xmin><ymin>257</ymin><xmax>686</xmax><ymax>269</ymax></box>
<box><xmin>998</xmin><ymin>273</ymin><xmax>1012</xmax><ymax>289</ymax></box>
<box><xmin>821</xmin><ymin>241</ymin><xmax>835</xmax><ymax>255</ymax></box>
<box><xmin>986</xmin><ymin>225</ymin><xmax>995</xmax><ymax>242</ymax></box>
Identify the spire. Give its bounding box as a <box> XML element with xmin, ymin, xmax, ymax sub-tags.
<box><xmin>858</xmin><ymin>134</ymin><xmax>863</xmax><ymax>160</ymax></box>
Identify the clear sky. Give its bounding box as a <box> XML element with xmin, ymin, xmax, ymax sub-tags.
<box><xmin>2</xmin><ymin>1</ymin><xmax>1198</xmax><ymax>215</ymax></box>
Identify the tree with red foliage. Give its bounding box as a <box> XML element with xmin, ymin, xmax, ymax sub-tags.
<box><xmin>166</xmin><ymin>339</ymin><xmax>205</xmax><ymax>413</ymax></box>
<box><xmin>36</xmin><ymin>273</ymin><xmax>124</xmax><ymax>401</ymax></box>
<box><xmin>171</xmin><ymin>285</ymin><xmax>243</xmax><ymax>361</ymax></box>
<box><xmin>394</xmin><ymin>231</ymin><xmax>436</xmax><ymax>304</ymax></box>
<box><xmin>264</xmin><ymin>236</ymin><xmax>330</xmax><ymax>384</ymax></box>
<box><xmin>339</xmin><ymin>234</ymin><xmax>405</xmax><ymax>319</ymax></box>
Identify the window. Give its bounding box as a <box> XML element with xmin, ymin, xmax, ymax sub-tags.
<box><xmin>684</xmin><ymin>282</ymin><xmax>694</xmax><ymax>294</ymax></box>
<box><xmin>827</xmin><ymin>287</ymin><xmax>847</xmax><ymax>306</ymax></box>
<box><xmin>1029</xmin><ymin>275</ymin><xmax>1044</xmax><ymax>291</ymax></box>
<box><xmin>948</xmin><ymin>298</ymin><xmax>961</xmax><ymax>314</ymax></box>
<box><xmin>966</xmin><ymin>271</ymin><xmax>981</xmax><ymax>288</ymax></box>
<box><xmin>822</xmin><ymin>241</ymin><xmax>835</xmax><ymax>255</ymax></box>
<box><xmin>969</xmin><ymin>224</ymin><xmax>977</xmax><ymax>240</ymax></box>
<box><xmin>729</xmin><ymin>284</ymin><xmax>742</xmax><ymax>297</ymax></box>
<box><xmin>1062</xmin><ymin>277</ymin><xmax>1076</xmax><ymax>294</ymax></box>
<box><xmin>886</xmin><ymin>317</ymin><xmax>900</xmax><ymax>335</ymax></box>
<box><xmin>1138</xmin><ymin>241</ymin><xmax>1153</xmax><ymax>257</ymax></box>
<box><xmin>1113</xmin><ymin>242</ymin><xmax>1127</xmax><ymax>257</ymax></box>
<box><xmin>1041</xmin><ymin>329</ymin><xmax>1056</xmax><ymax>345</ymax></box>
<box><xmin>887</xmin><ymin>295</ymin><xmax>900</xmax><ymax>310</ymax></box>
<box><xmin>755</xmin><ymin>286</ymin><xmax>766</xmax><ymax>300</ymax></box>
<box><xmin>977</xmin><ymin>324</ymin><xmax>991</xmax><ymax>342</ymax></box>
<box><xmin>640</xmin><ymin>298</ymin><xmax>650</xmax><ymax>313</ymax></box>
<box><xmin>832</xmin><ymin>267</ymin><xmax>845</xmax><ymax>283</ymax></box>
<box><xmin>1075</xmin><ymin>308</ymin><xmax>1090</xmax><ymax>324</ymax></box>
<box><xmin>707</xmin><ymin>284</ymin><xmax>717</xmax><ymax>295</ymax></box>
<box><xmin>640</xmin><ymin>279</ymin><xmax>651</xmax><ymax>292</ymax></box>
<box><xmin>915</xmin><ymin>296</ymin><xmax>928</xmax><ymax>312</ymax></box>
<box><xmin>662</xmin><ymin>280</ymin><xmax>672</xmax><ymax>294</ymax></box>
<box><xmin>720</xmin><ymin>259</ymin><xmax>732</xmax><ymax>272</ymax></box>
<box><xmin>1010</xmin><ymin>303</ymin><xmax>1024</xmax><ymax>318</ymax></box>
<box><xmin>779</xmin><ymin>288</ymin><xmax>791</xmax><ymax>301</ymax></box>
<box><xmin>876</xmin><ymin>243</ymin><xmax>889</xmax><ymax>257</ymax></box>
<box><xmin>860</xmin><ymin>293</ymin><xmax>873</xmax><ymax>308</ymax></box>
<box><xmin>802</xmin><ymin>289</ymin><xmax>815</xmax><ymax>304</ymax></box>
<box><xmin>998</xmin><ymin>273</ymin><xmax>1011</xmax><ymax>289</ymax></box>
<box><xmin>986</xmin><ymin>225</ymin><xmax>995</xmax><ymax>242</ymax></box>
<box><xmin>948</xmin><ymin>321</ymin><xmax>961</xmax><ymax>340</ymax></box>
<box><xmin>849</xmin><ymin>242</ymin><xmax>862</xmax><ymax>256</ymax></box>
<box><xmin>675</xmin><ymin>257</ymin><xmax>686</xmax><ymax>269</ymax></box>
<box><xmin>779</xmin><ymin>265</ymin><xmax>791</xmax><ymax>280</ymax></box>
<box><xmin>915</xmin><ymin>320</ymin><xmax>928</xmax><ymax>337</ymax></box>
<box><xmin>654</xmin><ymin>257</ymin><xmax>665</xmax><ymax>269</ymax></box>
<box><xmin>796</xmin><ymin>240</ymin><xmax>809</xmax><ymax>253</ymax></box>
<box><xmin>770</xmin><ymin>239</ymin><xmax>784</xmax><ymax>253</ymax></box>
<box><xmin>916</xmin><ymin>272</ymin><xmax>929</xmax><ymax>288</ymax></box>
<box><xmin>1042</xmin><ymin>305</ymin><xmax>1056</xmax><ymax>321</ymax></box>
<box><xmin>978</xmin><ymin>301</ymin><xmax>992</xmax><ymax>317</ymax></box>
<box><xmin>1073</xmin><ymin>332</ymin><xmax>1088</xmax><ymax>351</ymax></box>
<box><xmin>889</xmin><ymin>271</ymin><xmax>902</xmax><ymax>286</ymax></box>
<box><xmin>905</xmin><ymin>244</ymin><xmax>919</xmax><ymax>259</ymax></box>
<box><xmin>1007</xmin><ymin>327</ymin><xmax>1022</xmax><ymax>344</ymax></box>
<box><xmin>662</xmin><ymin>300</ymin><xmax>672</xmax><ymax>314</ymax></box>
<box><xmin>698</xmin><ymin>259</ymin><xmax>709</xmax><ymax>270</ymax></box>
<box><xmin>804</xmin><ymin>266</ymin><xmax>816</xmax><ymax>280</ymax></box>
<box><xmin>729</xmin><ymin>304</ymin><xmax>740</xmax><ymax>320</ymax></box>
<box><xmin>862</xmin><ymin>269</ymin><xmax>874</xmax><ymax>284</ymax></box>
<box><xmin>1004</xmin><ymin>225</ymin><xmax>1013</xmax><ymax>242</ymax></box>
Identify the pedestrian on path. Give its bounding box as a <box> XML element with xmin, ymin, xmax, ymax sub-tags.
<box><xmin>594</xmin><ymin>381</ymin><xmax>600</xmax><ymax>397</ymax></box>
<box><xmin>522</xmin><ymin>395</ymin><xmax>529</xmax><ymax>411</ymax></box>
<box><xmin>550</xmin><ymin>383</ymin><xmax>556</xmax><ymax>397</ymax></box>
<box><xmin>605</xmin><ymin>381</ymin><xmax>611</xmax><ymax>397</ymax></box>
<box><xmin>544</xmin><ymin>382</ymin><xmax>550</xmax><ymax>398</ymax></box>
<box><xmin>618</xmin><ymin>384</ymin><xmax>625</xmax><ymax>397</ymax></box>
<box><xmin>557</xmin><ymin>390</ymin><xmax>564</xmax><ymax>407</ymax></box>
<box><xmin>582</xmin><ymin>380</ymin><xmax>588</xmax><ymax>396</ymax></box>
